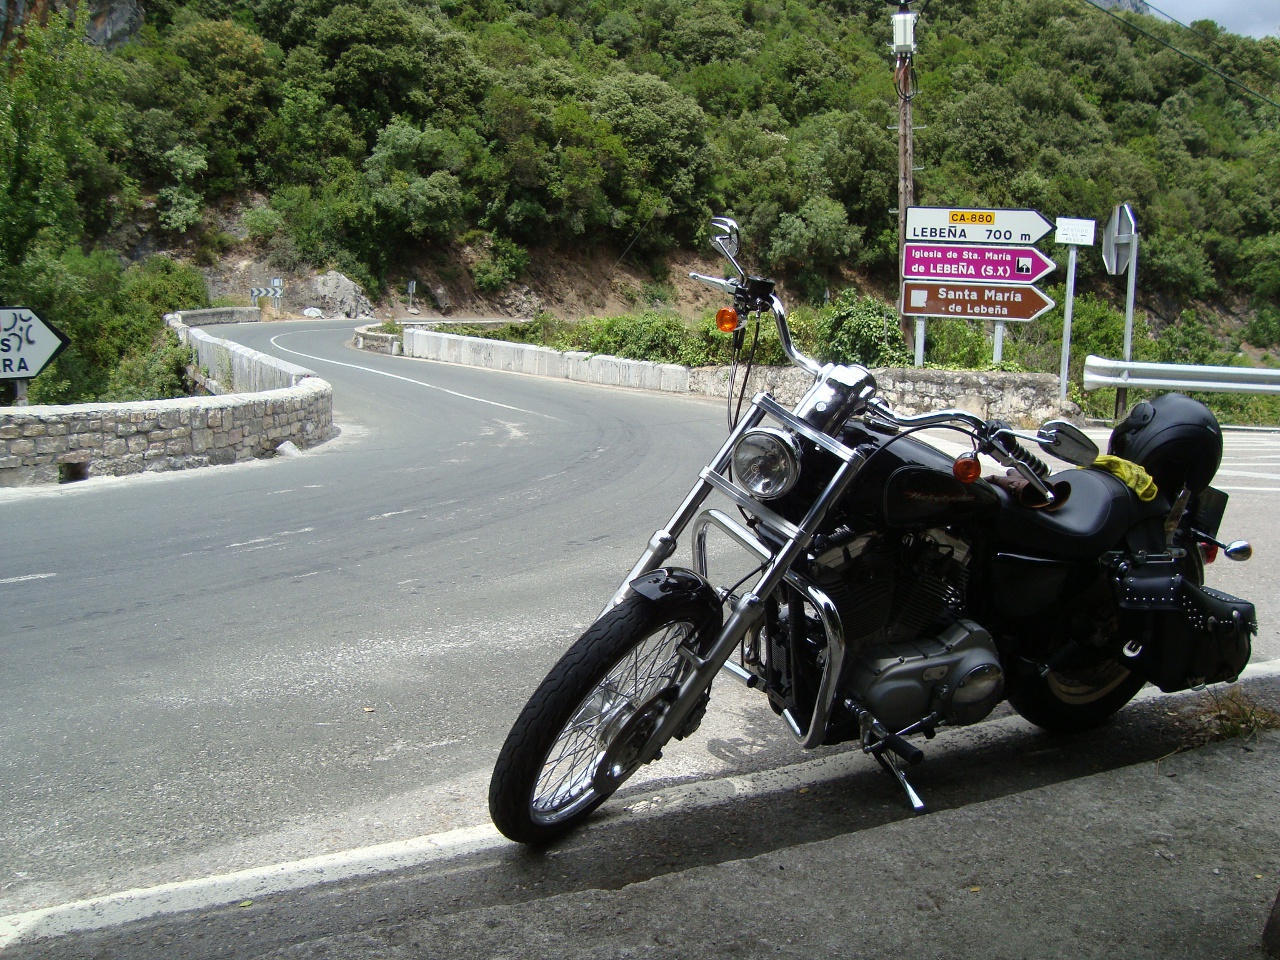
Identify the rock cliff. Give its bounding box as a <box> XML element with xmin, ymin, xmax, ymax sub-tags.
<box><xmin>1</xmin><ymin>0</ymin><xmax>143</xmax><ymax>49</ymax></box>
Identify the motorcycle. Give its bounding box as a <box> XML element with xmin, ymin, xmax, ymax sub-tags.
<box><xmin>488</xmin><ymin>216</ymin><xmax>1257</xmax><ymax>844</ymax></box>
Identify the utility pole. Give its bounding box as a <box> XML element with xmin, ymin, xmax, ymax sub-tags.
<box><xmin>890</xmin><ymin>1</ymin><xmax>919</xmax><ymax>355</ymax></box>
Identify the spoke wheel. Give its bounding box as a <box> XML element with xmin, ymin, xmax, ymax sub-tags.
<box><xmin>489</xmin><ymin>589</ymin><xmax>719</xmax><ymax>844</ymax></box>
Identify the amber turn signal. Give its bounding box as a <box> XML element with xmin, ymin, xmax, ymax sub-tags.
<box><xmin>715</xmin><ymin>307</ymin><xmax>740</xmax><ymax>332</ymax></box>
<box><xmin>953</xmin><ymin>453</ymin><xmax>982</xmax><ymax>483</ymax></box>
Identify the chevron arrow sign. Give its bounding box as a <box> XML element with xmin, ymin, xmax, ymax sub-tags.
<box><xmin>249</xmin><ymin>287</ymin><xmax>283</xmax><ymax>299</ymax></box>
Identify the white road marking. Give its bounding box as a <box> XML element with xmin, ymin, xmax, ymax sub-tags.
<box><xmin>1215</xmin><ymin>470</ymin><xmax>1280</xmax><ymax>480</ymax></box>
<box><xmin>0</xmin><ymin>573</ymin><xmax>56</xmax><ymax>585</ymax></box>
<box><xmin>268</xmin><ymin>333</ymin><xmax>558</xmax><ymax>419</ymax></box>
<box><xmin>0</xmin><ymin>825</ymin><xmax>502</xmax><ymax>949</ymax></box>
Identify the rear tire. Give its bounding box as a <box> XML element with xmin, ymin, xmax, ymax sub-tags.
<box><xmin>489</xmin><ymin>591</ymin><xmax>718</xmax><ymax>844</ymax></box>
<box><xmin>1008</xmin><ymin>548</ymin><xmax>1204</xmax><ymax>733</ymax></box>
<box><xmin>1007</xmin><ymin>659</ymin><xmax>1147</xmax><ymax>733</ymax></box>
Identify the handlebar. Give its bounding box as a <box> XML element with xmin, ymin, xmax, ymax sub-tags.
<box><xmin>688</xmin><ymin>272</ymin><xmax>738</xmax><ymax>295</ymax></box>
<box><xmin>688</xmin><ymin>272</ymin><xmax>823</xmax><ymax>377</ymax></box>
<box><xmin>864</xmin><ymin>397</ymin><xmax>987</xmax><ymax>434</ymax></box>
<box><xmin>992</xmin><ymin>436</ymin><xmax>1051</xmax><ymax>479</ymax></box>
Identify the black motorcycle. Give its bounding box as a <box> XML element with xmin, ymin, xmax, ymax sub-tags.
<box><xmin>489</xmin><ymin>216</ymin><xmax>1256</xmax><ymax>844</ymax></box>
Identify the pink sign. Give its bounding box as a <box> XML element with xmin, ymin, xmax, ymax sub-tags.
<box><xmin>902</xmin><ymin>243</ymin><xmax>1056</xmax><ymax>284</ymax></box>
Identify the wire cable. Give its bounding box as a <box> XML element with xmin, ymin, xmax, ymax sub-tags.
<box><xmin>1073</xmin><ymin>0</ymin><xmax>1280</xmax><ymax>111</ymax></box>
<box><xmin>1143</xmin><ymin>0</ymin><xmax>1280</xmax><ymax>87</ymax></box>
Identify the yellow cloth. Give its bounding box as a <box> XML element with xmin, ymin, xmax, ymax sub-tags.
<box><xmin>1087</xmin><ymin>455</ymin><xmax>1158</xmax><ymax>501</ymax></box>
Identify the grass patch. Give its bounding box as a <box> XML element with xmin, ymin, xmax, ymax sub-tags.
<box><xmin>1162</xmin><ymin>685</ymin><xmax>1280</xmax><ymax>760</ymax></box>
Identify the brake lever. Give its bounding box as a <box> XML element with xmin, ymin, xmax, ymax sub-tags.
<box><xmin>984</xmin><ymin>427</ymin><xmax>1056</xmax><ymax>505</ymax></box>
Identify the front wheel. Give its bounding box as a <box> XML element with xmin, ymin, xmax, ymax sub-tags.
<box><xmin>489</xmin><ymin>589</ymin><xmax>719</xmax><ymax>844</ymax></box>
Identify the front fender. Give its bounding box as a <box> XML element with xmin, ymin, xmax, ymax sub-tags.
<box><xmin>627</xmin><ymin>567</ymin><xmax>723</xmax><ymax>636</ymax></box>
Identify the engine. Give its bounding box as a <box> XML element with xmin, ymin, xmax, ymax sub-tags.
<box><xmin>812</xmin><ymin>528</ymin><xmax>1005</xmax><ymax>733</ymax></box>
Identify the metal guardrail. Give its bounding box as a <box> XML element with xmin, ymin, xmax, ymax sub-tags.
<box><xmin>1083</xmin><ymin>355</ymin><xmax>1280</xmax><ymax>395</ymax></box>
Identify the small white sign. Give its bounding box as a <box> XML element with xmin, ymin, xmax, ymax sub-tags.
<box><xmin>1055</xmin><ymin>218</ymin><xmax>1096</xmax><ymax>246</ymax></box>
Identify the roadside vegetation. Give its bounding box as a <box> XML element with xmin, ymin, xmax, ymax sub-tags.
<box><xmin>1</xmin><ymin>1</ymin><xmax>1277</xmax><ymax>411</ymax></box>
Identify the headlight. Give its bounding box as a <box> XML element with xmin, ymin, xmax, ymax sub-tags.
<box><xmin>731</xmin><ymin>428</ymin><xmax>801</xmax><ymax>499</ymax></box>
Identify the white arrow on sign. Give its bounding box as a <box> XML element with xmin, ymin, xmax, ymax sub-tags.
<box><xmin>249</xmin><ymin>287</ymin><xmax>283</xmax><ymax>299</ymax></box>
<box><xmin>905</xmin><ymin>206</ymin><xmax>1055</xmax><ymax>245</ymax></box>
<box><xmin>0</xmin><ymin>307</ymin><xmax>70</xmax><ymax>380</ymax></box>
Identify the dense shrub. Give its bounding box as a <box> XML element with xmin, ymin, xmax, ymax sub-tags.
<box><xmin>5</xmin><ymin>2</ymin><xmax>1280</xmax><ymax>410</ymax></box>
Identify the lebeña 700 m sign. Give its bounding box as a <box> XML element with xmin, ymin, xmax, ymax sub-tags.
<box><xmin>0</xmin><ymin>308</ymin><xmax>70</xmax><ymax>380</ymax></box>
<box><xmin>905</xmin><ymin>207</ymin><xmax>1055</xmax><ymax>246</ymax></box>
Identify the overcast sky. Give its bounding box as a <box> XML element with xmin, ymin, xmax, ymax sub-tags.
<box><xmin>1144</xmin><ymin>1</ymin><xmax>1280</xmax><ymax>38</ymax></box>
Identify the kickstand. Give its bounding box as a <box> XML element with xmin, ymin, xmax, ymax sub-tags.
<box><xmin>874</xmin><ymin>749</ymin><xmax>926</xmax><ymax>813</ymax></box>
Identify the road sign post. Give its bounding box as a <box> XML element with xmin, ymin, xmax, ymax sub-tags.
<box><xmin>1103</xmin><ymin>204</ymin><xmax>1139</xmax><ymax>418</ymax></box>
<box><xmin>905</xmin><ymin>207</ymin><xmax>1055</xmax><ymax>245</ymax></box>
<box><xmin>900</xmin><ymin>280</ymin><xmax>1055</xmax><ymax>365</ymax></box>
<box><xmin>1054</xmin><ymin>217</ymin><xmax>1097</xmax><ymax>401</ymax></box>
<box><xmin>250</xmin><ymin>284</ymin><xmax>284</xmax><ymax>310</ymax></box>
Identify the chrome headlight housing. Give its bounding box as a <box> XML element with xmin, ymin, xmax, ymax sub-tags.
<box><xmin>732</xmin><ymin>427</ymin><xmax>801</xmax><ymax>499</ymax></box>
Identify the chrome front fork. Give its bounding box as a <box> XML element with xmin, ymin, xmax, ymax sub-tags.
<box><xmin>607</xmin><ymin>396</ymin><xmax>872</xmax><ymax>770</ymax></box>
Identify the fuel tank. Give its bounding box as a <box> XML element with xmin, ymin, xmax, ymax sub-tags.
<box><xmin>826</xmin><ymin>422</ymin><xmax>999</xmax><ymax>529</ymax></box>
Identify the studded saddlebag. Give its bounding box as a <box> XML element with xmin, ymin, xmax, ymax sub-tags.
<box><xmin>1114</xmin><ymin>561</ymin><xmax>1256</xmax><ymax>693</ymax></box>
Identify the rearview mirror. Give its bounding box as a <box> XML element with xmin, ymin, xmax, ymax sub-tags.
<box><xmin>710</xmin><ymin>216</ymin><xmax>740</xmax><ymax>262</ymax></box>
<box><xmin>1037</xmin><ymin>420</ymin><xmax>1099</xmax><ymax>466</ymax></box>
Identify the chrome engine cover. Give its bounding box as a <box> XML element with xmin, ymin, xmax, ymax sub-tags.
<box><xmin>844</xmin><ymin>620</ymin><xmax>1004</xmax><ymax>733</ymax></box>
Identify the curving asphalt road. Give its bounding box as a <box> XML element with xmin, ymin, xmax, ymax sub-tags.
<box><xmin>0</xmin><ymin>319</ymin><xmax>736</xmax><ymax>914</ymax></box>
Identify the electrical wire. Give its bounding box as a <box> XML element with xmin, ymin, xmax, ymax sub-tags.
<box><xmin>1142</xmin><ymin>0</ymin><xmax>1280</xmax><ymax>88</ymax></box>
<box><xmin>895</xmin><ymin>56</ymin><xmax>918</xmax><ymax>101</ymax></box>
<box><xmin>1073</xmin><ymin>0</ymin><xmax>1280</xmax><ymax>111</ymax></box>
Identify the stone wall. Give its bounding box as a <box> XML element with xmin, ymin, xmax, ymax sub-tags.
<box><xmin>404</xmin><ymin>328</ymin><xmax>1076</xmax><ymax>426</ymax></box>
<box><xmin>0</xmin><ymin>315</ymin><xmax>334</xmax><ymax>487</ymax></box>
<box><xmin>172</xmin><ymin>307</ymin><xmax>261</xmax><ymax>326</ymax></box>
<box><xmin>171</xmin><ymin>314</ymin><xmax>314</xmax><ymax>394</ymax></box>
<box><xmin>404</xmin><ymin>328</ymin><xmax>691</xmax><ymax>393</ymax></box>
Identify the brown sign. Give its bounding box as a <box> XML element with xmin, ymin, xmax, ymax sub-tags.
<box><xmin>900</xmin><ymin>281</ymin><xmax>1055</xmax><ymax>322</ymax></box>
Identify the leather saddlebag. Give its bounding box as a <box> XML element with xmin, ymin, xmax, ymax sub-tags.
<box><xmin>1115</xmin><ymin>564</ymin><xmax>1256</xmax><ymax>693</ymax></box>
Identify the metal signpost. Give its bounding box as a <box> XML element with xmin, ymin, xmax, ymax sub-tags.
<box><xmin>1102</xmin><ymin>203</ymin><xmax>1139</xmax><ymax>417</ymax></box>
<box><xmin>1053</xmin><ymin>217</ymin><xmax>1097</xmax><ymax>401</ymax></box>
<box><xmin>1</xmin><ymin>307</ymin><xmax>71</xmax><ymax>405</ymax></box>
<box><xmin>408</xmin><ymin>279</ymin><xmax>417</xmax><ymax>311</ymax></box>
<box><xmin>901</xmin><ymin>207</ymin><xmax>1057</xmax><ymax>364</ymax></box>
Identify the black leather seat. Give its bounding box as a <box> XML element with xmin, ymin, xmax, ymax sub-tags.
<box><xmin>993</xmin><ymin>467</ymin><xmax>1167</xmax><ymax>560</ymax></box>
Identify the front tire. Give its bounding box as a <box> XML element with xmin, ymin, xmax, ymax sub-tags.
<box><xmin>489</xmin><ymin>590</ymin><xmax>719</xmax><ymax>844</ymax></box>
